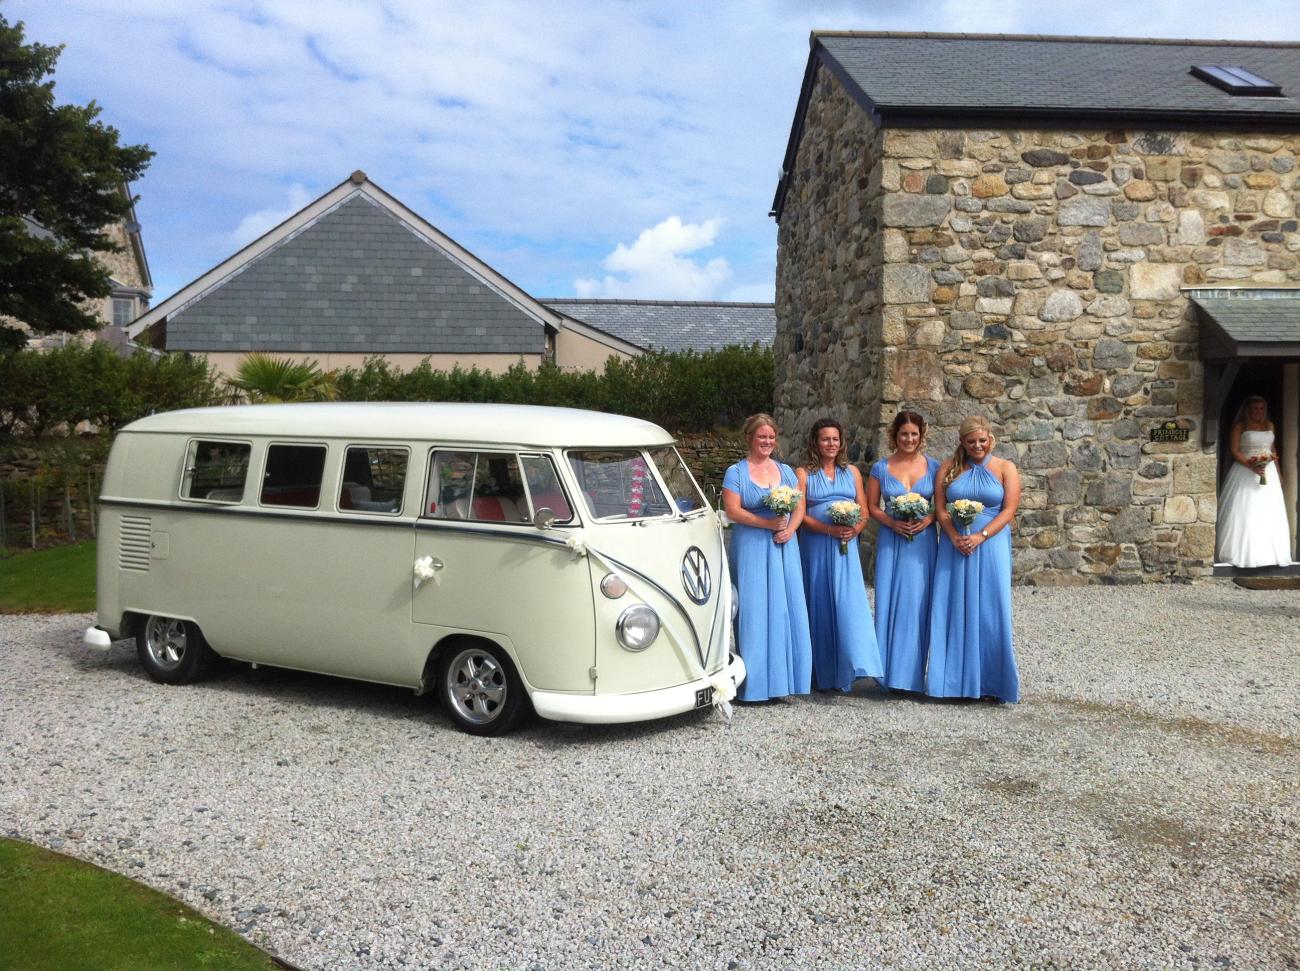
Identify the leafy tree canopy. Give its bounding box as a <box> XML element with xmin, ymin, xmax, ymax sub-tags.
<box><xmin>0</xmin><ymin>14</ymin><xmax>153</xmax><ymax>349</ymax></box>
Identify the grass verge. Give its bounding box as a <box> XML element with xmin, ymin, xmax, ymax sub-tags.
<box><xmin>0</xmin><ymin>541</ymin><xmax>96</xmax><ymax>613</ymax></box>
<box><xmin>0</xmin><ymin>838</ymin><xmax>286</xmax><ymax>971</ymax></box>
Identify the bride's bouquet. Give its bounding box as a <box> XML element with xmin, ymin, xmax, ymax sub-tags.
<box><xmin>884</xmin><ymin>492</ymin><xmax>930</xmax><ymax>543</ymax></box>
<box><xmin>1251</xmin><ymin>455</ymin><xmax>1269</xmax><ymax>486</ymax></box>
<box><xmin>947</xmin><ymin>499</ymin><xmax>985</xmax><ymax>535</ymax></box>
<box><xmin>827</xmin><ymin>500</ymin><xmax>862</xmax><ymax>554</ymax></box>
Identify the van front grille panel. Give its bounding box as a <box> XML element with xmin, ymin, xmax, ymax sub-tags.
<box><xmin>119</xmin><ymin>515</ymin><xmax>152</xmax><ymax>572</ymax></box>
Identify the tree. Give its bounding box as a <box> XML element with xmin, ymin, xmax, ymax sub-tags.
<box><xmin>0</xmin><ymin>14</ymin><xmax>153</xmax><ymax>349</ymax></box>
<box><xmin>228</xmin><ymin>353</ymin><xmax>338</xmax><ymax>403</ymax></box>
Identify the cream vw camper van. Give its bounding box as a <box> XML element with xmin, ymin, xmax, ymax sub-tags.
<box><xmin>85</xmin><ymin>403</ymin><xmax>744</xmax><ymax>735</ymax></box>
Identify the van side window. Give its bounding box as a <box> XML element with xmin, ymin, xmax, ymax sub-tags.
<box><xmin>425</xmin><ymin>451</ymin><xmax>529</xmax><ymax>523</ymax></box>
<box><xmin>339</xmin><ymin>446</ymin><xmax>407</xmax><ymax>514</ymax></box>
<box><xmin>183</xmin><ymin>440</ymin><xmax>251</xmax><ymax>502</ymax></box>
<box><xmin>261</xmin><ymin>444</ymin><xmax>327</xmax><ymax>509</ymax></box>
<box><xmin>519</xmin><ymin>455</ymin><xmax>574</xmax><ymax>523</ymax></box>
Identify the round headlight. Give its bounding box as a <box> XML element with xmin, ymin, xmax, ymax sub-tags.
<box><xmin>616</xmin><ymin>604</ymin><xmax>660</xmax><ymax>652</ymax></box>
<box><xmin>600</xmin><ymin>573</ymin><xmax>628</xmax><ymax>599</ymax></box>
<box><xmin>730</xmin><ymin>583</ymin><xmax>739</xmax><ymax>619</ymax></box>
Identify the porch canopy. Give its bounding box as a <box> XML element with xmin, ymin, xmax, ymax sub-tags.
<box><xmin>1189</xmin><ymin>287</ymin><xmax>1300</xmax><ymax>445</ymax></box>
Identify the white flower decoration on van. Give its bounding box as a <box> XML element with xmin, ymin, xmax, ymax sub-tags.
<box><xmin>709</xmin><ymin>671</ymin><xmax>737</xmax><ymax>720</ymax></box>
<box><xmin>413</xmin><ymin>555</ymin><xmax>438</xmax><ymax>589</ymax></box>
<box><xmin>565</xmin><ymin>535</ymin><xmax>588</xmax><ymax>558</ymax></box>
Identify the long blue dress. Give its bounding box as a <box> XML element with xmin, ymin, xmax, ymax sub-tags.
<box><xmin>800</xmin><ymin>466</ymin><xmax>883</xmax><ymax>691</ymax></box>
<box><xmin>925</xmin><ymin>456</ymin><xmax>1020</xmax><ymax>703</ymax></box>
<box><xmin>723</xmin><ymin>461</ymin><xmax>813</xmax><ymax>701</ymax></box>
<box><xmin>870</xmin><ymin>455</ymin><xmax>940</xmax><ymax>693</ymax></box>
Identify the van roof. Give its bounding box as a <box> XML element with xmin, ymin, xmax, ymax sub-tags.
<box><xmin>121</xmin><ymin>402</ymin><xmax>677</xmax><ymax>447</ymax></box>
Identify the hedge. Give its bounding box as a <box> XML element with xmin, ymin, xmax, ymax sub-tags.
<box><xmin>333</xmin><ymin>344</ymin><xmax>774</xmax><ymax>432</ymax></box>
<box><xmin>0</xmin><ymin>343</ymin><xmax>226</xmax><ymax>439</ymax></box>
<box><xmin>0</xmin><ymin>343</ymin><xmax>773</xmax><ymax>440</ymax></box>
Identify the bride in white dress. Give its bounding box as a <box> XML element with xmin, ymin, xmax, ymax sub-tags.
<box><xmin>1216</xmin><ymin>396</ymin><xmax>1292</xmax><ymax>568</ymax></box>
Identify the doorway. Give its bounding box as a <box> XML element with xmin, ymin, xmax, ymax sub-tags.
<box><xmin>1216</xmin><ymin>360</ymin><xmax>1299</xmax><ymax>567</ymax></box>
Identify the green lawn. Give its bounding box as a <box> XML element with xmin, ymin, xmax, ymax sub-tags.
<box><xmin>0</xmin><ymin>541</ymin><xmax>96</xmax><ymax>613</ymax></box>
<box><xmin>0</xmin><ymin>838</ymin><xmax>285</xmax><ymax>970</ymax></box>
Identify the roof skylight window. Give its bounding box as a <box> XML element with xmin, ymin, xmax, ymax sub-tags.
<box><xmin>1191</xmin><ymin>65</ymin><xmax>1283</xmax><ymax>96</ymax></box>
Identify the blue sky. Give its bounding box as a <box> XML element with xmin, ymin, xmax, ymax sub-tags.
<box><xmin>9</xmin><ymin>0</ymin><xmax>1300</xmax><ymax>304</ymax></box>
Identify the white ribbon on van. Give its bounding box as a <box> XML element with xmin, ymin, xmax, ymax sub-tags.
<box><xmin>412</xmin><ymin>555</ymin><xmax>439</xmax><ymax>589</ymax></box>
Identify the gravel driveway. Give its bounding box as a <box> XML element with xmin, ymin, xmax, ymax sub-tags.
<box><xmin>2</xmin><ymin>581</ymin><xmax>1297</xmax><ymax>970</ymax></box>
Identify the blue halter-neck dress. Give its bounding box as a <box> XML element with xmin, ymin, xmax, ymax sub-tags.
<box><xmin>925</xmin><ymin>456</ymin><xmax>1020</xmax><ymax>703</ymax></box>
<box><xmin>723</xmin><ymin>460</ymin><xmax>813</xmax><ymax>701</ymax></box>
<box><xmin>799</xmin><ymin>465</ymin><xmax>883</xmax><ymax>691</ymax></box>
<box><xmin>870</xmin><ymin>455</ymin><xmax>940</xmax><ymax>693</ymax></box>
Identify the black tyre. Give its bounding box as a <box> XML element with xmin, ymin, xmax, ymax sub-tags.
<box><xmin>438</xmin><ymin>641</ymin><xmax>529</xmax><ymax>736</ymax></box>
<box><xmin>136</xmin><ymin>615</ymin><xmax>216</xmax><ymax>685</ymax></box>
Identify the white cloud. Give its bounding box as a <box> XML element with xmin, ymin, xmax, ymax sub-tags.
<box><xmin>230</xmin><ymin>184</ymin><xmax>315</xmax><ymax>246</ymax></box>
<box><xmin>575</xmin><ymin>216</ymin><xmax>732</xmax><ymax>299</ymax></box>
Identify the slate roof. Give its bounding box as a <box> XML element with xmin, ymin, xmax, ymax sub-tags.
<box><xmin>816</xmin><ymin>32</ymin><xmax>1300</xmax><ymax>125</ymax></box>
<box><xmin>543</xmin><ymin>299</ymin><xmax>775</xmax><ymax>353</ymax></box>
<box><xmin>1189</xmin><ymin>288</ymin><xmax>1300</xmax><ymax>358</ymax></box>
<box><xmin>775</xmin><ymin>31</ymin><xmax>1300</xmax><ymax>218</ymax></box>
<box><xmin>166</xmin><ymin>194</ymin><xmax>543</xmax><ymax>355</ymax></box>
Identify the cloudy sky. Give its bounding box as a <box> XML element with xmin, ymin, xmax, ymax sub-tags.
<box><xmin>10</xmin><ymin>0</ymin><xmax>1300</xmax><ymax>304</ymax></box>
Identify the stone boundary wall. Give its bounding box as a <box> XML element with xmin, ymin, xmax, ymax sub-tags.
<box><xmin>776</xmin><ymin>66</ymin><xmax>1300</xmax><ymax>583</ymax></box>
<box><xmin>673</xmin><ymin>430</ymin><xmax>747</xmax><ymax>500</ymax></box>
<box><xmin>0</xmin><ymin>444</ymin><xmax>105</xmax><ymax>545</ymax></box>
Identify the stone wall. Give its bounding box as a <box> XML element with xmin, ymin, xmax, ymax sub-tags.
<box><xmin>674</xmin><ymin>429</ymin><xmax>747</xmax><ymax>500</ymax></box>
<box><xmin>776</xmin><ymin>66</ymin><xmax>1300</xmax><ymax>583</ymax></box>
<box><xmin>7</xmin><ymin>220</ymin><xmax>149</xmax><ymax>350</ymax></box>
<box><xmin>99</xmin><ymin>221</ymin><xmax>149</xmax><ymax>292</ymax></box>
<box><xmin>775</xmin><ymin>72</ymin><xmax>886</xmax><ymax>468</ymax></box>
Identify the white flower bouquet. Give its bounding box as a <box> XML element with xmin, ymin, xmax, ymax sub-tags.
<box><xmin>412</xmin><ymin>556</ymin><xmax>438</xmax><ymax>589</ymax></box>
<box><xmin>763</xmin><ymin>485</ymin><xmax>802</xmax><ymax>518</ymax></box>
<box><xmin>884</xmin><ymin>492</ymin><xmax>931</xmax><ymax>543</ymax></box>
<box><xmin>709</xmin><ymin>671</ymin><xmax>737</xmax><ymax>720</ymax></box>
<box><xmin>947</xmin><ymin>499</ymin><xmax>985</xmax><ymax>535</ymax></box>
<box><xmin>826</xmin><ymin>499</ymin><xmax>862</xmax><ymax>554</ymax></box>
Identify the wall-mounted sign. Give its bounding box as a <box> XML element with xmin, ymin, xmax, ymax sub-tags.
<box><xmin>1149</xmin><ymin>421</ymin><xmax>1190</xmax><ymax>443</ymax></box>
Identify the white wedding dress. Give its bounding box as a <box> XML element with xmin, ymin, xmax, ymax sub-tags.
<box><xmin>1215</xmin><ymin>429</ymin><xmax>1293</xmax><ymax>568</ymax></box>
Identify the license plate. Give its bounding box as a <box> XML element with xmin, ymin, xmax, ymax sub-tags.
<box><xmin>694</xmin><ymin>686</ymin><xmax>715</xmax><ymax>708</ymax></box>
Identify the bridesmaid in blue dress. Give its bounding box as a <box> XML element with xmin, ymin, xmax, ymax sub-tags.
<box><xmin>866</xmin><ymin>411</ymin><xmax>940</xmax><ymax>693</ymax></box>
<box><xmin>722</xmin><ymin>414</ymin><xmax>813</xmax><ymax>702</ymax></box>
<box><xmin>795</xmin><ymin>418</ymin><xmax>883</xmax><ymax>692</ymax></box>
<box><xmin>927</xmin><ymin>415</ymin><xmax>1021</xmax><ymax>703</ymax></box>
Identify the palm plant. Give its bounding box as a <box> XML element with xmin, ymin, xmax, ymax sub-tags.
<box><xmin>227</xmin><ymin>353</ymin><xmax>337</xmax><ymax>403</ymax></box>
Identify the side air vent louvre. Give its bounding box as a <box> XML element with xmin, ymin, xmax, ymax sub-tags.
<box><xmin>119</xmin><ymin>515</ymin><xmax>152</xmax><ymax>572</ymax></box>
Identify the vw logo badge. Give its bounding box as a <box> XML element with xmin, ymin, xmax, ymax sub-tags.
<box><xmin>681</xmin><ymin>546</ymin><xmax>711</xmax><ymax>605</ymax></box>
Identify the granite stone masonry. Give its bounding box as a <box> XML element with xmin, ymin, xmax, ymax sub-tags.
<box><xmin>776</xmin><ymin>68</ymin><xmax>1300</xmax><ymax>584</ymax></box>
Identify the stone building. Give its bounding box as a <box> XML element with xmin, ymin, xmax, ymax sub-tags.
<box><xmin>772</xmin><ymin>32</ymin><xmax>1300</xmax><ymax>583</ymax></box>
<box><xmin>7</xmin><ymin>189</ymin><xmax>152</xmax><ymax>352</ymax></box>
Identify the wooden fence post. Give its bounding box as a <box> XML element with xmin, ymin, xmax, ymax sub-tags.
<box><xmin>65</xmin><ymin>475</ymin><xmax>76</xmax><ymax>543</ymax></box>
<box><xmin>87</xmin><ymin>469</ymin><xmax>97</xmax><ymax>539</ymax></box>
